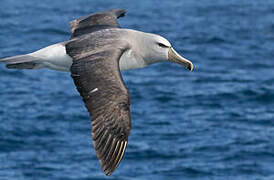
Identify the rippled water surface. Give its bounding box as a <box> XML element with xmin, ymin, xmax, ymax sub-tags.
<box><xmin>0</xmin><ymin>0</ymin><xmax>274</xmax><ymax>179</ymax></box>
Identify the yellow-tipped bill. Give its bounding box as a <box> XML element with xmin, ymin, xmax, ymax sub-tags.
<box><xmin>168</xmin><ymin>47</ymin><xmax>194</xmax><ymax>71</ymax></box>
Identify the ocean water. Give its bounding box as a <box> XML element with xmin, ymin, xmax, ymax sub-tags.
<box><xmin>0</xmin><ymin>0</ymin><xmax>274</xmax><ymax>179</ymax></box>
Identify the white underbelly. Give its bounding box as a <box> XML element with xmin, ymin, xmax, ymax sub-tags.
<box><xmin>31</xmin><ymin>43</ymin><xmax>73</xmax><ymax>72</ymax></box>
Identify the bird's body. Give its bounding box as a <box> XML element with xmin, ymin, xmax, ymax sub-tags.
<box><xmin>0</xmin><ymin>9</ymin><xmax>193</xmax><ymax>176</ymax></box>
<box><xmin>2</xmin><ymin>28</ymin><xmax>172</xmax><ymax>72</ymax></box>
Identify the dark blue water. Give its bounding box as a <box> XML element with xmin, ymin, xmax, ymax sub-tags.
<box><xmin>0</xmin><ymin>0</ymin><xmax>274</xmax><ymax>179</ymax></box>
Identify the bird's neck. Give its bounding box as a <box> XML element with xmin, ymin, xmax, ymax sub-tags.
<box><xmin>118</xmin><ymin>29</ymin><xmax>163</xmax><ymax>71</ymax></box>
<box><xmin>119</xmin><ymin>49</ymin><xmax>147</xmax><ymax>71</ymax></box>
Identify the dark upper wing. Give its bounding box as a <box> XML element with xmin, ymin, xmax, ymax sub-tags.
<box><xmin>66</xmin><ymin>36</ymin><xmax>130</xmax><ymax>176</ymax></box>
<box><xmin>70</xmin><ymin>9</ymin><xmax>126</xmax><ymax>38</ymax></box>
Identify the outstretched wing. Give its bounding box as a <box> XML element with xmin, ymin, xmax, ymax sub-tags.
<box><xmin>66</xmin><ymin>37</ymin><xmax>130</xmax><ymax>176</ymax></box>
<box><xmin>70</xmin><ymin>9</ymin><xmax>126</xmax><ymax>38</ymax></box>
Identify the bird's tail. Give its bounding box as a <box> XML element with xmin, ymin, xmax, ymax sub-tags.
<box><xmin>0</xmin><ymin>54</ymin><xmax>43</xmax><ymax>69</ymax></box>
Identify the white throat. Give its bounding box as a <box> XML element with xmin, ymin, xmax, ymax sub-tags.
<box><xmin>119</xmin><ymin>49</ymin><xmax>147</xmax><ymax>71</ymax></box>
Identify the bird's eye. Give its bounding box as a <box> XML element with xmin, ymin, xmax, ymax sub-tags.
<box><xmin>158</xmin><ymin>43</ymin><xmax>168</xmax><ymax>48</ymax></box>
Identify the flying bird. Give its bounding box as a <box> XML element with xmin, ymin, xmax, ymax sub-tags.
<box><xmin>0</xmin><ymin>9</ymin><xmax>193</xmax><ymax>175</ymax></box>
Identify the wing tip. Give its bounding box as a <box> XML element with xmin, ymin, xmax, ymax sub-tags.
<box><xmin>69</xmin><ymin>8</ymin><xmax>127</xmax><ymax>34</ymax></box>
<box><xmin>109</xmin><ymin>9</ymin><xmax>127</xmax><ymax>18</ymax></box>
<box><xmin>99</xmin><ymin>140</ymin><xmax>128</xmax><ymax>176</ymax></box>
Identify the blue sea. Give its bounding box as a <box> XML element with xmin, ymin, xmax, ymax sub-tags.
<box><xmin>0</xmin><ymin>0</ymin><xmax>273</xmax><ymax>179</ymax></box>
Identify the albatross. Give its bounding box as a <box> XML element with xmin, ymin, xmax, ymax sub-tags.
<box><xmin>0</xmin><ymin>9</ymin><xmax>194</xmax><ymax>175</ymax></box>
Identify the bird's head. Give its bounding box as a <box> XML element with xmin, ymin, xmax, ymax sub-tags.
<box><xmin>142</xmin><ymin>33</ymin><xmax>193</xmax><ymax>71</ymax></box>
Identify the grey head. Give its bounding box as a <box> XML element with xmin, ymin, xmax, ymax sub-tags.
<box><xmin>120</xmin><ymin>29</ymin><xmax>193</xmax><ymax>71</ymax></box>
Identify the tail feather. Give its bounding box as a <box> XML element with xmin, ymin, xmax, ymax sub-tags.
<box><xmin>0</xmin><ymin>54</ymin><xmax>42</xmax><ymax>69</ymax></box>
<box><xmin>1</xmin><ymin>43</ymin><xmax>72</xmax><ymax>71</ymax></box>
<box><xmin>6</xmin><ymin>62</ymin><xmax>37</xmax><ymax>69</ymax></box>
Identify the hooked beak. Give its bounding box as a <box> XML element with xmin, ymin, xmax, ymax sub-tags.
<box><xmin>168</xmin><ymin>47</ymin><xmax>194</xmax><ymax>71</ymax></box>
